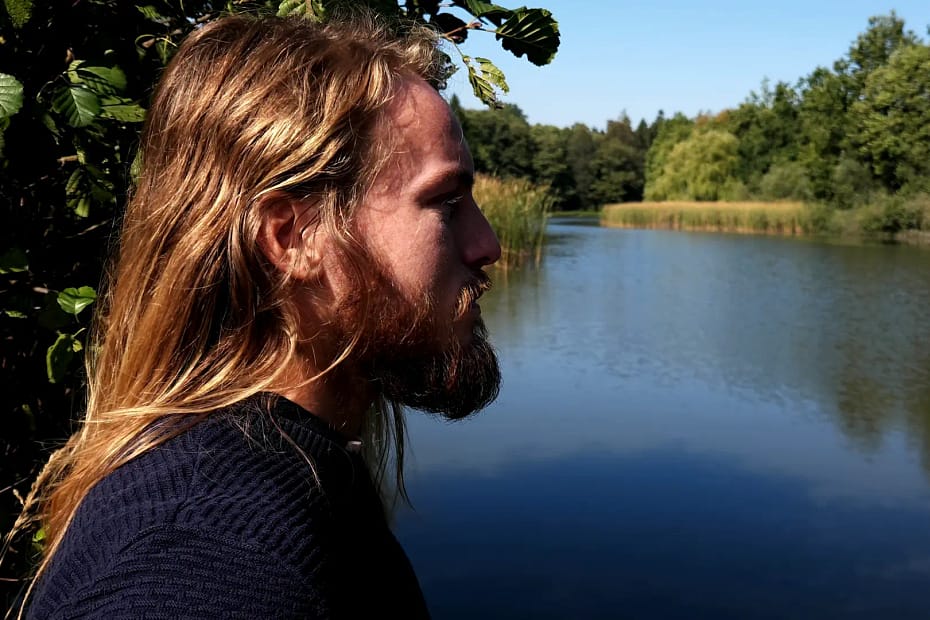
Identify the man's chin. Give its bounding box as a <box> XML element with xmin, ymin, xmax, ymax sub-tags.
<box><xmin>374</xmin><ymin>319</ymin><xmax>501</xmax><ymax>420</ymax></box>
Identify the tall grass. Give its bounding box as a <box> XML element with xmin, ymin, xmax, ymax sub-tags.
<box><xmin>474</xmin><ymin>174</ymin><xmax>553</xmax><ymax>266</ymax></box>
<box><xmin>601</xmin><ymin>201</ymin><xmax>807</xmax><ymax>235</ymax></box>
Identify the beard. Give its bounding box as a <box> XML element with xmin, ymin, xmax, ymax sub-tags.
<box><xmin>333</xmin><ymin>260</ymin><xmax>501</xmax><ymax>420</ymax></box>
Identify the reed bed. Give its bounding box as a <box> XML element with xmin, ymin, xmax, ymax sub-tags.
<box><xmin>474</xmin><ymin>174</ymin><xmax>553</xmax><ymax>267</ymax></box>
<box><xmin>601</xmin><ymin>201</ymin><xmax>807</xmax><ymax>235</ymax></box>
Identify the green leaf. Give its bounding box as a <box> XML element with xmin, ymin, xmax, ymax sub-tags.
<box><xmin>46</xmin><ymin>333</ymin><xmax>77</xmax><ymax>383</ymax></box>
<box><xmin>3</xmin><ymin>0</ymin><xmax>32</xmax><ymax>28</ymax></box>
<box><xmin>461</xmin><ymin>0</ymin><xmax>510</xmax><ymax>26</ymax></box>
<box><xmin>32</xmin><ymin>527</ymin><xmax>45</xmax><ymax>545</ymax></box>
<box><xmin>3</xmin><ymin>309</ymin><xmax>26</xmax><ymax>318</ymax></box>
<box><xmin>130</xmin><ymin>150</ymin><xmax>142</xmax><ymax>183</ymax></box>
<box><xmin>277</xmin><ymin>0</ymin><xmax>305</xmax><ymax>17</ymax></box>
<box><xmin>69</xmin><ymin>63</ymin><xmax>128</xmax><ymax>96</ymax></box>
<box><xmin>37</xmin><ymin>295</ymin><xmax>71</xmax><ymax>331</ymax></box>
<box><xmin>494</xmin><ymin>7</ymin><xmax>560</xmax><ymax>66</ymax></box>
<box><xmin>278</xmin><ymin>0</ymin><xmax>327</xmax><ymax>19</ymax></box>
<box><xmin>85</xmin><ymin>164</ymin><xmax>115</xmax><ymax>204</ymax></box>
<box><xmin>66</xmin><ymin>167</ymin><xmax>89</xmax><ymax>216</ymax></box>
<box><xmin>100</xmin><ymin>98</ymin><xmax>146</xmax><ymax>122</ymax></box>
<box><xmin>0</xmin><ymin>73</ymin><xmax>24</xmax><ymax>120</ymax></box>
<box><xmin>56</xmin><ymin>286</ymin><xmax>96</xmax><ymax>316</ymax></box>
<box><xmin>464</xmin><ymin>56</ymin><xmax>509</xmax><ymax>107</ymax></box>
<box><xmin>41</xmin><ymin>113</ymin><xmax>60</xmax><ymax>139</ymax></box>
<box><xmin>135</xmin><ymin>4</ymin><xmax>164</xmax><ymax>22</ymax></box>
<box><xmin>0</xmin><ymin>246</ymin><xmax>27</xmax><ymax>273</ymax></box>
<box><xmin>73</xmin><ymin>195</ymin><xmax>91</xmax><ymax>217</ymax></box>
<box><xmin>52</xmin><ymin>85</ymin><xmax>101</xmax><ymax>128</ymax></box>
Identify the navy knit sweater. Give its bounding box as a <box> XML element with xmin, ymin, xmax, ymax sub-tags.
<box><xmin>27</xmin><ymin>395</ymin><xmax>429</xmax><ymax>619</ymax></box>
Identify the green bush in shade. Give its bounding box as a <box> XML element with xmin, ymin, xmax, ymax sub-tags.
<box><xmin>474</xmin><ymin>174</ymin><xmax>553</xmax><ymax>266</ymax></box>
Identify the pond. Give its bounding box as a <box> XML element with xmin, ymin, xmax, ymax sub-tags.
<box><xmin>395</xmin><ymin>218</ymin><xmax>930</xmax><ymax>619</ymax></box>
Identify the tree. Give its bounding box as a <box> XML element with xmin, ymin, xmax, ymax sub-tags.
<box><xmin>724</xmin><ymin>79</ymin><xmax>801</xmax><ymax>184</ymax></box>
<box><xmin>587</xmin><ymin>115</ymin><xmax>646</xmax><ymax>205</ymax></box>
<box><xmin>796</xmin><ymin>66</ymin><xmax>854</xmax><ymax>201</ymax></box>
<box><xmin>648</xmin><ymin>129</ymin><xmax>743</xmax><ymax>201</ymax></box>
<box><xmin>460</xmin><ymin>103</ymin><xmax>535</xmax><ymax>177</ymax></box>
<box><xmin>850</xmin><ymin>43</ymin><xmax>930</xmax><ymax>191</ymax></box>
<box><xmin>844</xmin><ymin>12</ymin><xmax>918</xmax><ymax>94</ymax></box>
<box><xmin>529</xmin><ymin>124</ymin><xmax>575</xmax><ymax>210</ymax></box>
<box><xmin>643</xmin><ymin>113</ymin><xmax>693</xmax><ymax>199</ymax></box>
<box><xmin>564</xmin><ymin>123</ymin><xmax>600</xmax><ymax>209</ymax></box>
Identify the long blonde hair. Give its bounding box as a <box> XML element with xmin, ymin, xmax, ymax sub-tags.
<box><xmin>14</xmin><ymin>12</ymin><xmax>446</xmax><ymax>593</ymax></box>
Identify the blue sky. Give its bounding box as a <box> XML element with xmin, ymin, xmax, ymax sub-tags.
<box><xmin>443</xmin><ymin>0</ymin><xmax>930</xmax><ymax>129</ymax></box>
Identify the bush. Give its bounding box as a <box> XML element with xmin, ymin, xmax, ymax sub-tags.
<box><xmin>800</xmin><ymin>202</ymin><xmax>837</xmax><ymax>235</ymax></box>
<box><xmin>759</xmin><ymin>162</ymin><xmax>813</xmax><ymax>201</ymax></box>
<box><xmin>858</xmin><ymin>194</ymin><xmax>926</xmax><ymax>234</ymax></box>
<box><xmin>831</xmin><ymin>157</ymin><xmax>879</xmax><ymax>209</ymax></box>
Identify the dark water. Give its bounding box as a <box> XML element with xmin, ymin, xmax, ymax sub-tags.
<box><xmin>395</xmin><ymin>219</ymin><xmax>930</xmax><ymax>619</ymax></box>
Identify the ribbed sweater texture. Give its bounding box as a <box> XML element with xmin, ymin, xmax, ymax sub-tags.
<box><xmin>27</xmin><ymin>395</ymin><xmax>429</xmax><ymax>619</ymax></box>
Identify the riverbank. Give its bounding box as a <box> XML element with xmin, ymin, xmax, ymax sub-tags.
<box><xmin>601</xmin><ymin>200</ymin><xmax>930</xmax><ymax>245</ymax></box>
<box><xmin>601</xmin><ymin>201</ymin><xmax>806</xmax><ymax>235</ymax></box>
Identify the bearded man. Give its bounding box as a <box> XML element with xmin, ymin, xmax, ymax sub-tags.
<box><xmin>23</xmin><ymin>13</ymin><xmax>501</xmax><ymax>619</ymax></box>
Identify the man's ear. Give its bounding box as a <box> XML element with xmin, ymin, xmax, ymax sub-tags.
<box><xmin>255</xmin><ymin>191</ymin><xmax>323</xmax><ymax>280</ymax></box>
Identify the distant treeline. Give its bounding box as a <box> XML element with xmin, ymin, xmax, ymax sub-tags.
<box><xmin>454</xmin><ymin>12</ymin><xmax>930</xmax><ymax>233</ymax></box>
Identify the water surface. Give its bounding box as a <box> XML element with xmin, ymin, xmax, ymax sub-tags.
<box><xmin>396</xmin><ymin>220</ymin><xmax>930</xmax><ymax>619</ymax></box>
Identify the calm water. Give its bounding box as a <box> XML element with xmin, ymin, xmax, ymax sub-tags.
<box><xmin>395</xmin><ymin>219</ymin><xmax>930</xmax><ymax>619</ymax></box>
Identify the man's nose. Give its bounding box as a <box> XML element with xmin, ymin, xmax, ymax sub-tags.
<box><xmin>463</xmin><ymin>203</ymin><xmax>502</xmax><ymax>268</ymax></box>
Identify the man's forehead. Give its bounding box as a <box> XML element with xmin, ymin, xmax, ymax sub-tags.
<box><xmin>367</xmin><ymin>77</ymin><xmax>471</xmax><ymax>197</ymax></box>
<box><xmin>385</xmin><ymin>77</ymin><xmax>462</xmax><ymax>145</ymax></box>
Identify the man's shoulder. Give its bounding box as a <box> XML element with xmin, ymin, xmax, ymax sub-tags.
<box><xmin>31</xmin><ymin>400</ymin><xmax>368</xmax><ymax>616</ymax></box>
<box><xmin>75</xmin><ymin>400</ymin><xmax>356</xmax><ymax>538</ymax></box>
<box><xmin>59</xmin><ymin>399</ymin><xmax>368</xmax><ymax>571</ymax></box>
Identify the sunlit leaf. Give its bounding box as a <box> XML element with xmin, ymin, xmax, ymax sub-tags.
<box><xmin>3</xmin><ymin>0</ymin><xmax>32</xmax><ymax>28</ymax></box>
<box><xmin>69</xmin><ymin>62</ymin><xmax>128</xmax><ymax>96</ymax></box>
<box><xmin>100</xmin><ymin>98</ymin><xmax>146</xmax><ymax>122</ymax></box>
<box><xmin>494</xmin><ymin>7</ymin><xmax>560</xmax><ymax>66</ymax></box>
<box><xmin>464</xmin><ymin>55</ymin><xmax>509</xmax><ymax>107</ymax></box>
<box><xmin>56</xmin><ymin>286</ymin><xmax>96</xmax><ymax>316</ymax></box>
<box><xmin>276</xmin><ymin>0</ymin><xmax>305</xmax><ymax>17</ymax></box>
<box><xmin>278</xmin><ymin>0</ymin><xmax>327</xmax><ymax>20</ymax></box>
<box><xmin>0</xmin><ymin>73</ymin><xmax>24</xmax><ymax>120</ymax></box>
<box><xmin>52</xmin><ymin>85</ymin><xmax>101</xmax><ymax>127</ymax></box>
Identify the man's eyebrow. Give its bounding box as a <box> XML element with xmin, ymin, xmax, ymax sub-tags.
<box><xmin>417</xmin><ymin>168</ymin><xmax>474</xmax><ymax>195</ymax></box>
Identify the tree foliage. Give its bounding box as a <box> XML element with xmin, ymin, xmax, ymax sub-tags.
<box><xmin>640</xmin><ymin>12</ymin><xmax>930</xmax><ymax>218</ymax></box>
<box><xmin>648</xmin><ymin>129</ymin><xmax>743</xmax><ymax>201</ymax></box>
<box><xmin>850</xmin><ymin>43</ymin><xmax>930</xmax><ymax>191</ymax></box>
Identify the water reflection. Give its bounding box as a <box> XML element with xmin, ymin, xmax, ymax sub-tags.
<box><xmin>398</xmin><ymin>221</ymin><xmax>930</xmax><ymax>617</ymax></box>
<box><xmin>397</xmin><ymin>449</ymin><xmax>930</xmax><ymax>619</ymax></box>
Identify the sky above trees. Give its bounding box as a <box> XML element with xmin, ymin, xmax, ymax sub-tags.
<box><xmin>445</xmin><ymin>0</ymin><xmax>930</xmax><ymax>129</ymax></box>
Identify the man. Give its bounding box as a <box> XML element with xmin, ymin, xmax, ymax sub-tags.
<box><xmin>24</xmin><ymin>13</ymin><xmax>501</xmax><ymax>619</ymax></box>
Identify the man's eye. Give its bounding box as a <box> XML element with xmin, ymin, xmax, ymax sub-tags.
<box><xmin>441</xmin><ymin>194</ymin><xmax>464</xmax><ymax>211</ymax></box>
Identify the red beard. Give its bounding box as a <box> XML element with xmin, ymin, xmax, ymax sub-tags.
<box><xmin>330</xmin><ymin>259</ymin><xmax>501</xmax><ymax>420</ymax></box>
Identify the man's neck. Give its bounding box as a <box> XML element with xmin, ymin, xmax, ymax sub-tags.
<box><xmin>276</xmin><ymin>360</ymin><xmax>373</xmax><ymax>439</ymax></box>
